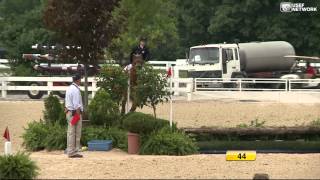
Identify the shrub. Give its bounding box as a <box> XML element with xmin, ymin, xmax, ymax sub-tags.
<box><xmin>134</xmin><ymin>64</ymin><xmax>171</xmax><ymax>117</ymax></box>
<box><xmin>0</xmin><ymin>152</ymin><xmax>39</xmax><ymax>179</ymax></box>
<box><xmin>97</xmin><ymin>65</ymin><xmax>128</xmax><ymax>107</ymax></box>
<box><xmin>81</xmin><ymin>126</ymin><xmax>127</xmax><ymax>151</ymax></box>
<box><xmin>44</xmin><ymin>123</ymin><xmax>67</xmax><ymax>151</ymax></box>
<box><xmin>88</xmin><ymin>89</ymin><xmax>120</xmax><ymax>126</ymax></box>
<box><xmin>43</xmin><ymin>93</ymin><xmax>66</xmax><ymax>126</ymax></box>
<box><xmin>140</xmin><ymin>127</ymin><xmax>198</xmax><ymax>155</ymax></box>
<box><xmin>122</xmin><ymin>112</ymin><xmax>170</xmax><ymax>134</ymax></box>
<box><xmin>22</xmin><ymin>121</ymin><xmax>48</xmax><ymax>151</ymax></box>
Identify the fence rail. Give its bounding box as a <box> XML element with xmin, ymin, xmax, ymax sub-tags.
<box><xmin>0</xmin><ymin>76</ymin><xmax>194</xmax><ymax>100</ymax></box>
<box><xmin>0</xmin><ymin>76</ymin><xmax>319</xmax><ymax>100</ymax></box>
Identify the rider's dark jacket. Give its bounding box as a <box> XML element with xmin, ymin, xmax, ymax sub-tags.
<box><xmin>130</xmin><ymin>45</ymin><xmax>150</xmax><ymax>63</ymax></box>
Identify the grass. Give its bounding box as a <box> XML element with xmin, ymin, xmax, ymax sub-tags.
<box><xmin>236</xmin><ymin>118</ymin><xmax>266</xmax><ymax>128</ymax></box>
<box><xmin>310</xmin><ymin>118</ymin><xmax>320</xmax><ymax>127</ymax></box>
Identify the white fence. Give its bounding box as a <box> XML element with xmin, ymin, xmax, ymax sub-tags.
<box><xmin>194</xmin><ymin>78</ymin><xmax>320</xmax><ymax>92</ymax></box>
<box><xmin>0</xmin><ymin>76</ymin><xmax>319</xmax><ymax>100</ymax></box>
<box><xmin>0</xmin><ymin>76</ymin><xmax>194</xmax><ymax>100</ymax></box>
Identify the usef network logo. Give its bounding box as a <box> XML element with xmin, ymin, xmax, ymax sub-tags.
<box><xmin>280</xmin><ymin>2</ymin><xmax>317</xmax><ymax>12</ymax></box>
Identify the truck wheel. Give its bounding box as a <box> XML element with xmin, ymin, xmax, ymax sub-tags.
<box><xmin>27</xmin><ymin>82</ymin><xmax>45</xmax><ymax>99</ymax></box>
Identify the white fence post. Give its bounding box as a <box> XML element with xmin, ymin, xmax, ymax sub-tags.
<box><xmin>47</xmin><ymin>81</ymin><xmax>53</xmax><ymax>95</ymax></box>
<box><xmin>1</xmin><ymin>80</ymin><xmax>7</xmax><ymax>98</ymax></box>
<box><xmin>173</xmin><ymin>66</ymin><xmax>179</xmax><ymax>95</ymax></box>
<box><xmin>91</xmin><ymin>80</ymin><xmax>97</xmax><ymax>98</ymax></box>
<box><xmin>186</xmin><ymin>79</ymin><xmax>192</xmax><ymax>101</ymax></box>
<box><xmin>239</xmin><ymin>79</ymin><xmax>242</xmax><ymax>92</ymax></box>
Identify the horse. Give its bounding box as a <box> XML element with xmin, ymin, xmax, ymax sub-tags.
<box><xmin>121</xmin><ymin>54</ymin><xmax>144</xmax><ymax>114</ymax></box>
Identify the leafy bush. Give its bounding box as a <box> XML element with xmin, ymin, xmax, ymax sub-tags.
<box><xmin>140</xmin><ymin>127</ymin><xmax>198</xmax><ymax>155</ymax></box>
<box><xmin>22</xmin><ymin>121</ymin><xmax>48</xmax><ymax>151</ymax></box>
<box><xmin>0</xmin><ymin>152</ymin><xmax>39</xmax><ymax>179</ymax></box>
<box><xmin>81</xmin><ymin>126</ymin><xmax>127</xmax><ymax>151</ymax></box>
<box><xmin>134</xmin><ymin>64</ymin><xmax>171</xmax><ymax>117</ymax></box>
<box><xmin>97</xmin><ymin>65</ymin><xmax>128</xmax><ymax>106</ymax></box>
<box><xmin>88</xmin><ymin>89</ymin><xmax>120</xmax><ymax>126</ymax></box>
<box><xmin>44</xmin><ymin>123</ymin><xmax>67</xmax><ymax>151</ymax></box>
<box><xmin>43</xmin><ymin>93</ymin><xmax>66</xmax><ymax>126</ymax></box>
<box><xmin>12</xmin><ymin>63</ymin><xmax>37</xmax><ymax>76</ymax></box>
<box><xmin>122</xmin><ymin>112</ymin><xmax>170</xmax><ymax>134</ymax></box>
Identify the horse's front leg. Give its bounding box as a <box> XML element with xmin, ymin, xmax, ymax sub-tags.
<box><xmin>121</xmin><ymin>93</ymin><xmax>127</xmax><ymax>115</ymax></box>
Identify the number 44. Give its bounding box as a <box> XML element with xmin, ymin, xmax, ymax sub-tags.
<box><xmin>237</xmin><ymin>153</ymin><xmax>246</xmax><ymax>159</ymax></box>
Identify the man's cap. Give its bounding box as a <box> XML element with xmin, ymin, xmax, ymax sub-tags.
<box><xmin>72</xmin><ymin>74</ymin><xmax>82</xmax><ymax>81</ymax></box>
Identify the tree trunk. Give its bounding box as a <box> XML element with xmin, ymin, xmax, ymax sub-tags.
<box><xmin>152</xmin><ymin>105</ymin><xmax>157</xmax><ymax>119</ymax></box>
<box><xmin>83</xmin><ymin>62</ymin><xmax>89</xmax><ymax>111</ymax></box>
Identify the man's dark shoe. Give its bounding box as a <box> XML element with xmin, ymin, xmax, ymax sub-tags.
<box><xmin>68</xmin><ymin>154</ymin><xmax>83</xmax><ymax>158</ymax></box>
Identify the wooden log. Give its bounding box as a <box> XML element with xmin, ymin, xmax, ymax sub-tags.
<box><xmin>182</xmin><ymin>126</ymin><xmax>320</xmax><ymax>136</ymax></box>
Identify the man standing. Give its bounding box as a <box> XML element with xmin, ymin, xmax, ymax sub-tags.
<box><xmin>65</xmin><ymin>74</ymin><xmax>83</xmax><ymax>158</ymax></box>
<box><xmin>305</xmin><ymin>62</ymin><xmax>316</xmax><ymax>78</ymax></box>
<box><xmin>130</xmin><ymin>37</ymin><xmax>150</xmax><ymax>64</ymax></box>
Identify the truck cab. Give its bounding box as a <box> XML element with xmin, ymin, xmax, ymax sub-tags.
<box><xmin>187</xmin><ymin>44</ymin><xmax>242</xmax><ymax>79</ymax></box>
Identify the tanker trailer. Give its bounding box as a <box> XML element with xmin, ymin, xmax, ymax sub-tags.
<box><xmin>238</xmin><ymin>41</ymin><xmax>295</xmax><ymax>78</ymax></box>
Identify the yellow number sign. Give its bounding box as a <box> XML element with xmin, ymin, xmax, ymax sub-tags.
<box><xmin>226</xmin><ymin>151</ymin><xmax>256</xmax><ymax>161</ymax></box>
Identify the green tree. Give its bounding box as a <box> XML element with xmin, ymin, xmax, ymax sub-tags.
<box><xmin>134</xmin><ymin>64</ymin><xmax>171</xmax><ymax>118</ymax></box>
<box><xmin>108</xmin><ymin>0</ymin><xmax>181</xmax><ymax>64</ymax></box>
<box><xmin>43</xmin><ymin>0</ymin><xmax>120</xmax><ymax>110</ymax></box>
<box><xmin>0</xmin><ymin>0</ymin><xmax>54</xmax><ymax>76</ymax></box>
<box><xmin>177</xmin><ymin>0</ymin><xmax>320</xmax><ymax>56</ymax></box>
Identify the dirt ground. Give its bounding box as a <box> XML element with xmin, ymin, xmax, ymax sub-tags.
<box><xmin>0</xmin><ymin>100</ymin><xmax>320</xmax><ymax>179</ymax></box>
<box><xmin>30</xmin><ymin>150</ymin><xmax>320</xmax><ymax>179</ymax></box>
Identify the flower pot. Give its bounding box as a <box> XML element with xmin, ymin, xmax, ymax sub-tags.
<box><xmin>127</xmin><ymin>132</ymin><xmax>140</xmax><ymax>154</ymax></box>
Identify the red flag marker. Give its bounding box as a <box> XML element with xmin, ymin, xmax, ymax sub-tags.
<box><xmin>167</xmin><ymin>67</ymin><xmax>172</xmax><ymax>77</ymax></box>
<box><xmin>3</xmin><ymin>126</ymin><xmax>10</xmax><ymax>141</ymax></box>
<box><xmin>70</xmin><ymin>113</ymin><xmax>81</xmax><ymax>125</ymax></box>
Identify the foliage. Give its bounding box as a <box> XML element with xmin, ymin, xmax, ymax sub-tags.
<box><xmin>22</xmin><ymin>121</ymin><xmax>48</xmax><ymax>151</ymax></box>
<box><xmin>0</xmin><ymin>152</ymin><xmax>39</xmax><ymax>179</ymax></box>
<box><xmin>108</xmin><ymin>0</ymin><xmax>181</xmax><ymax>63</ymax></box>
<box><xmin>12</xmin><ymin>63</ymin><xmax>38</xmax><ymax>76</ymax></box>
<box><xmin>134</xmin><ymin>64</ymin><xmax>171</xmax><ymax>117</ymax></box>
<box><xmin>81</xmin><ymin>126</ymin><xmax>127</xmax><ymax>151</ymax></box>
<box><xmin>43</xmin><ymin>92</ymin><xmax>66</xmax><ymax>126</ymax></box>
<box><xmin>88</xmin><ymin>89</ymin><xmax>120</xmax><ymax>126</ymax></box>
<box><xmin>43</xmin><ymin>0</ymin><xmax>121</xmax><ymax>110</ymax></box>
<box><xmin>122</xmin><ymin>112</ymin><xmax>170</xmax><ymax>135</ymax></box>
<box><xmin>236</xmin><ymin>119</ymin><xmax>266</xmax><ymax>128</ymax></box>
<box><xmin>0</xmin><ymin>0</ymin><xmax>54</xmax><ymax>75</ymax></box>
<box><xmin>140</xmin><ymin>127</ymin><xmax>198</xmax><ymax>155</ymax></box>
<box><xmin>44</xmin><ymin>122</ymin><xmax>67</xmax><ymax>151</ymax></box>
<box><xmin>310</xmin><ymin>118</ymin><xmax>320</xmax><ymax>127</ymax></box>
<box><xmin>177</xmin><ymin>0</ymin><xmax>320</xmax><ymax>56</ymax></box>
<box><xmin>97</xmin><ymin>65</ymin><xmax>128</xmax><ymax>106</ymax></box>
<box><xmin>22</xmin><ymin>121</ymin><xmax>66</xmax><ymax>151</ymax></box>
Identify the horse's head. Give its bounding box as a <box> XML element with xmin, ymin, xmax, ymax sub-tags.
<box><xmin>132</xmin><ymin>54</ymin><xmax>144</xmax><ymax>67</ymax></box>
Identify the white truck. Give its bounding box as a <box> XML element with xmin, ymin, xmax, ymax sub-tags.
<box><xmin>180</xmin><ymin>41</ymin><xmax>319</xmax><ymax>89</ymax></box>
